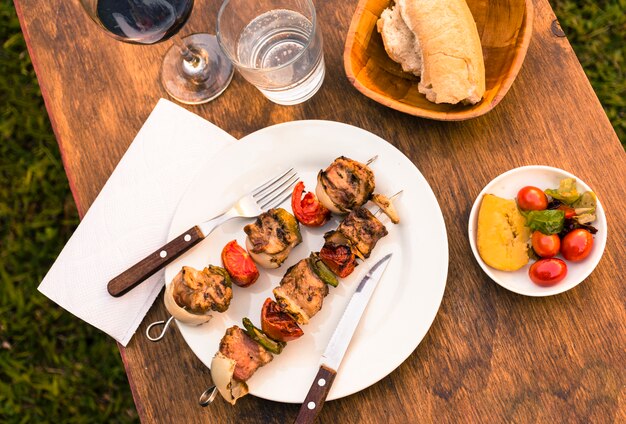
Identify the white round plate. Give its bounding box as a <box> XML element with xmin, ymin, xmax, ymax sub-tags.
<box><xmin>468</xmin><ymin>165</ymin><xmax>607</xmax><ymax>296</ymax></box>
<box><xmin>165</xmin><ymin>120</ymin><xmax>448</xmax><ymax>403</ymax></box>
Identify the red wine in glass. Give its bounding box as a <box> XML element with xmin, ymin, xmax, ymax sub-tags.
<box><xmin>96</xmin><ymin>0</ymin><xmax>194</xmax><ymax>44</ymax></box>
<box><xmin>80</xmin><ymin>0</ymin><xmax>233</xmax><ymax>104</ymax></box>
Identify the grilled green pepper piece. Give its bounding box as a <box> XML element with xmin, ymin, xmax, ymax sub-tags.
<box><xmin>207</xmin><ymin>265</ymin><xmax>232</xmax><ymax>288</ymax></box>
<box><xmin>274</xmin><ymin>207</ymin><xmax>302</xmax><ymax>244</ymax></box>
<box><xmin>308</xmin><ymin>252</ymin><xmax>339</xmax><ymax>287</ymax></box>
<box><xmin>242</xmin><ymin>318</ymin><xmax>286</xmax><ymax>354</ymax></box>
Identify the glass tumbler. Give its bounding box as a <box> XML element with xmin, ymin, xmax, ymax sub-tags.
<box><xmin>217</xmin><ymin>0</ymin><xmax>325</xmax><ymax>105</ymax></box>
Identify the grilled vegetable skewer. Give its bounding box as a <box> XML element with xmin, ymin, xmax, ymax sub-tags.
<box><xmin>211</xmin><ymin>158</ymin><xmax>400</xmax><ymax>405</ymax></box>
<box><xmin>211</xmin><ymin>204</ymin><xmax>395</xmax><ymax>404</ymax></box>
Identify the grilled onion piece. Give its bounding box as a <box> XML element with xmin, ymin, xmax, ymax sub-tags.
<box><xmin>371</xmin><ymin>193</ymin><xmax>400</xmax><ymax>224</ymax></box>
<box><xmin>244</xmin><ymin>208</ymin><xmax>302</xmax><ymax>269</ymax></box>
<box><xmin>316</xmin><ymin>157</ymin><xmax>375</xmax><ymax>213</ymax></box>
<box><xmin>164</xmin><ymin>265</ymin><xmax>232</xmax><ymax>325</ymax></box>
<box><xmin>211</xmin><ymin>353</ymin><xmax>249</xmax><ymax>405</ymax></box>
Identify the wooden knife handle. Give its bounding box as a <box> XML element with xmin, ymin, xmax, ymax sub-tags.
<box><xmin>107</xmin><ymin>226</ymin><xmax>204</xmax><ymax>297</ymax></box>
<box><xmin>294</xmin><ymin>365</ymin><xmax>337</xmax><ymax>424</ymax></box>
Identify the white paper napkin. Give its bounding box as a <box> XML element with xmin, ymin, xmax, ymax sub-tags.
<box><xmin>38</xmin><ymin>99</ymin><xmax>236</xmax><ymax>346</ymax></box>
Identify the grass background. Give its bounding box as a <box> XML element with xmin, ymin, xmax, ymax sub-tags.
<box><xmin>0</xmin><ymin>0</ymin><xmax>623</xmax><ymax>421</ymax></box>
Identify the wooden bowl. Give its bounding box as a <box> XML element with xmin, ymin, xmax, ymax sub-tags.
<box><xmin>344</xmin><ymin>0</ymin><xmax>534</xmax><ymax>121</ymax></box>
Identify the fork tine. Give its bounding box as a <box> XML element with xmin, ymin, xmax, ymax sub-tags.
<box><xmin>254</xmin><ymin>169</ymin><xmax>297</xmax><ymax>200</ymax></box>
<box><xmin>260</xmin><ymin>177</ymin><xmax>299</xmax><ymax>210</ymax></box>
<box><xmin>252</xmin><ymin>168</ymin><xmax>294</xmax><ymax>197</ymax></box>
<box><xmin>255</xmin><ymin>172</ymin><xmax>298</xmax><ymax>204</ymax></box>
<box><xmin>263</xmin><ymin>190</ymin><xmax>294</xmax><ymax>211</ymax></box>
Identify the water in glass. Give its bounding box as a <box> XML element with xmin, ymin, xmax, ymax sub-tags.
<box><xmin>235</xmin><ymin>9</ymin><xmax>324</xmax><ymax>105</ymax></box>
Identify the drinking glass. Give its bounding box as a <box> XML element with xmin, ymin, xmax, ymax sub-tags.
<box><xmin>217</xmin><ymin>0</ymin><xmax>325</xmax><ymax>105</ymax></box>
<box><xmin>79</xmin><ymin>0</ymin><xmax>234</xmax><ymax>104</ymax></box>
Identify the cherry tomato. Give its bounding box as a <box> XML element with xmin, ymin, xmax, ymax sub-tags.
<box><xmin>557</xmin><ymin>204</ymin><xmax>576</xmax><ymax>219</ymax></box>
<box><xmin>531</xmin><ymin>231</ymin><xmax>560</xmax><ymax>258</ymax></box>
<box><xmin>561</xmin><ymin>229</ymin><xmax>594</xmax><ymax>262</ymax></box>
<box><xmin>221</xmin><ymin>240</ymin><xmax>259</xmax><ymax>287</ymax></box>
<box><xmin>529</xmin><ymin>258</ymin><xmax>567</xmax><ymax>286</ymax></box>
<box><xmin>319</xmin><ymin>242</ymin><xmax>356</xmax><ymax>278</ymax></box>
<box><xmin>261</xmin><ymin>298</ymin><xmax>304</xmax><ymax>342</ymax></box>
<box><xmin>291</xmin><ymin>181</ymin><xmax>331</xmax><ymax>227</ymax></box>
<box><xmin>517</xmin><ymin>186</ymin><xmax>548</xmax><ymax>211</ymax></box>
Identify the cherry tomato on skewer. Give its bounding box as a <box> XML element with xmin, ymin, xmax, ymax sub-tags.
<box><xmin>221</xmin><ymin>240</ymin><xmax>259</xmax><ymax>287</ymax></box>
<box><xmin>291</xmin><ymin>181</ymin><xmax>331</xmax><ymax>227</ymax></box>
<box><xmin>261</xmin><ymin>298</ymin><xmax>304</xmax><ymax>342</ymax></box>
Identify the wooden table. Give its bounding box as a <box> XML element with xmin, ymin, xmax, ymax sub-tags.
<box><xmin>16</xmin><ymin>0</ymin><xmax>625</xmax><ymax>422</ymax></box>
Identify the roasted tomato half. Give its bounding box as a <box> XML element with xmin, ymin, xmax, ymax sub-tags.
<box><xmin>319</xmin><ymin>242</ymin><xmax>356</xmax><ymax>278</ymax></box>
<box><xmin>291</xmin><ymin>181</ymin><xmax>331</xmax><ymax>227</ymax></box>
<box><xmin>221</xmin><ymin>240</ymin><xmax>259</xmax><ymax>287</ymax></box>
<box><xmin>261</xmin><ymin>298</ymin><xmax>304</xmax><ymax>342</ymax></box>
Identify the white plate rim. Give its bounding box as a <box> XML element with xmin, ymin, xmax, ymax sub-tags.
<box><xmin>467</xmin><ymin>165</ymin><xmax>607</xmax><ymax>297</ymax></box>
<box><xmin>165</xmin><ymin>120</ymin><xmax>449</xmax><ymax>402</ymax></box>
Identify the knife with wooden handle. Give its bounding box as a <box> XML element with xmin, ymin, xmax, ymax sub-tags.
<box><xmin>294</xmin><ymin>254</ymin><xmax>393</xmax><ymax>424</ymax></box>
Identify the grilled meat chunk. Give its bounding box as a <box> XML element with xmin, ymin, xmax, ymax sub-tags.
<box><xmin>244</xmin><ymin>208</ymin><xmax>302</xmax><ymax>268</ymax></box>
<box><xmin>337</xmin><ymin>207</ymin><xmax>388</xmax><ymax>259</ymax></box>
<box><xmin>273</xmin><ymin>258</ymin><xmax>329</xmax><ymax>325</ymax></box>
<box><xmin>219</xmin><ymin>326</ymin><xmax>273</xmax><ymax>382</ymax></box>
<box><xmin>171</xmin><ymin>265</ymin><xmax>232</xmax><ymax>314</ymax></box>
<box><xmin>317</xmin><ymin>156</ymin><xmax>375</xmax><ymax>213</ymax></box>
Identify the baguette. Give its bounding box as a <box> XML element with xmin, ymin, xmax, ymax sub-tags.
<box><xmin>398</xmin><ymin>0</ymin><xmax>485</xmax><ymax>104</ymax></box>
<box><xmin>377</xmin><ymin>5</ymin><xmax>422</xmax><ymax>76</ymax></box>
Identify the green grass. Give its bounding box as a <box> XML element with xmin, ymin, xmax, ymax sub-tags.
<box><xmin>552</xmin><ymin>0</ymin><xmax>625</xmax><ymax>142</ymax></box>
<box><xmin>0</xmin><ymin>1</ymin><xmax>136</xmax><ymax>422</ymax></box>
<box><xmin>0</xmin><ymin>0</ymin><xmax>623</xmax><ymax>421</ymax></box>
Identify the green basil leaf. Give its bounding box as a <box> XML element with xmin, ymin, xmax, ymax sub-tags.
<box><xmin>524</xmin><ymin>210</ymin><xmax>565</xmax><ymax>234</ymax></box>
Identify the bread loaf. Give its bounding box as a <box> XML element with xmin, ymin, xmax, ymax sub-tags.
<box><xmin>377</xmin><ymin>5</ymin><xmax>422</xmax><ymax>76</ymax></box>
<box><xmin>398</xmin><ymin>0</ymin><xmax>485</xmax><ymax>104</ymax></box>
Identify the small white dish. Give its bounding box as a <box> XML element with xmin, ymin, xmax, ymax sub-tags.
<box><xmin>468</xmin><ymin>165</ymin><xmax>607</xmax><ymax>296</ymax></box>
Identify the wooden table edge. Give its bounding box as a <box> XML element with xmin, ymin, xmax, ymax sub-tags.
<box><xmin>13</xmin><ymin>1</ymin><xmax>148</xmax><ymax>416</ymax></box>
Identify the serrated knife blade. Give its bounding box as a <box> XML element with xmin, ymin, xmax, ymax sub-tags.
<box><xmin>294</xmin><ymin>253</ymin><xmax>393</xmax><ymax>424</ymax></box>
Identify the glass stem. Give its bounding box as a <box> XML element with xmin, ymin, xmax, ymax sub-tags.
<box><xmin>171</xmin><ymin>34</ymin><xmax>211</xmax><ymax>84</ymax></box>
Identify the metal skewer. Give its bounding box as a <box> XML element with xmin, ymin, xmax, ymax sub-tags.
<box><xmin>146</xmin><ymin>315</ymin><xmax>175</xmax><ymax>342</ymax></box>
<box><xmin>366</xmin><ymin>155</ymin><xmax>378</xmax><ymax>166</ymax></box>
<box><xmin>373</xmin><ymin>190</ymin><xmax>403</xmax><ymax>218</ymax></box>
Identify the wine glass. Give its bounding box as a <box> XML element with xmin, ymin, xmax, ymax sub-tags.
<box><xmin>79</xmin><ymin>0</ymin><xmax>234</xmax><ymax>105</ymax></box>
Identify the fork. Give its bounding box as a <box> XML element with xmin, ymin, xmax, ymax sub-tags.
<box><xmin>107</xmin><ymin>168</ymin><xmax>299</xmax><ymax>297</ymax></box>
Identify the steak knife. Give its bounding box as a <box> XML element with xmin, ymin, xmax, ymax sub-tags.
<box><xmin>294</xmin><ymin>253</ymin><xmax>393</xmax><ymax>424</ymax></box>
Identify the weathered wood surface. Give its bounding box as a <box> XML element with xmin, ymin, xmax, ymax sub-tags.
<box><xmin>15</xmin><ymin>0</ymin><xmax>626</xmax><ymax>422</ymax></box>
